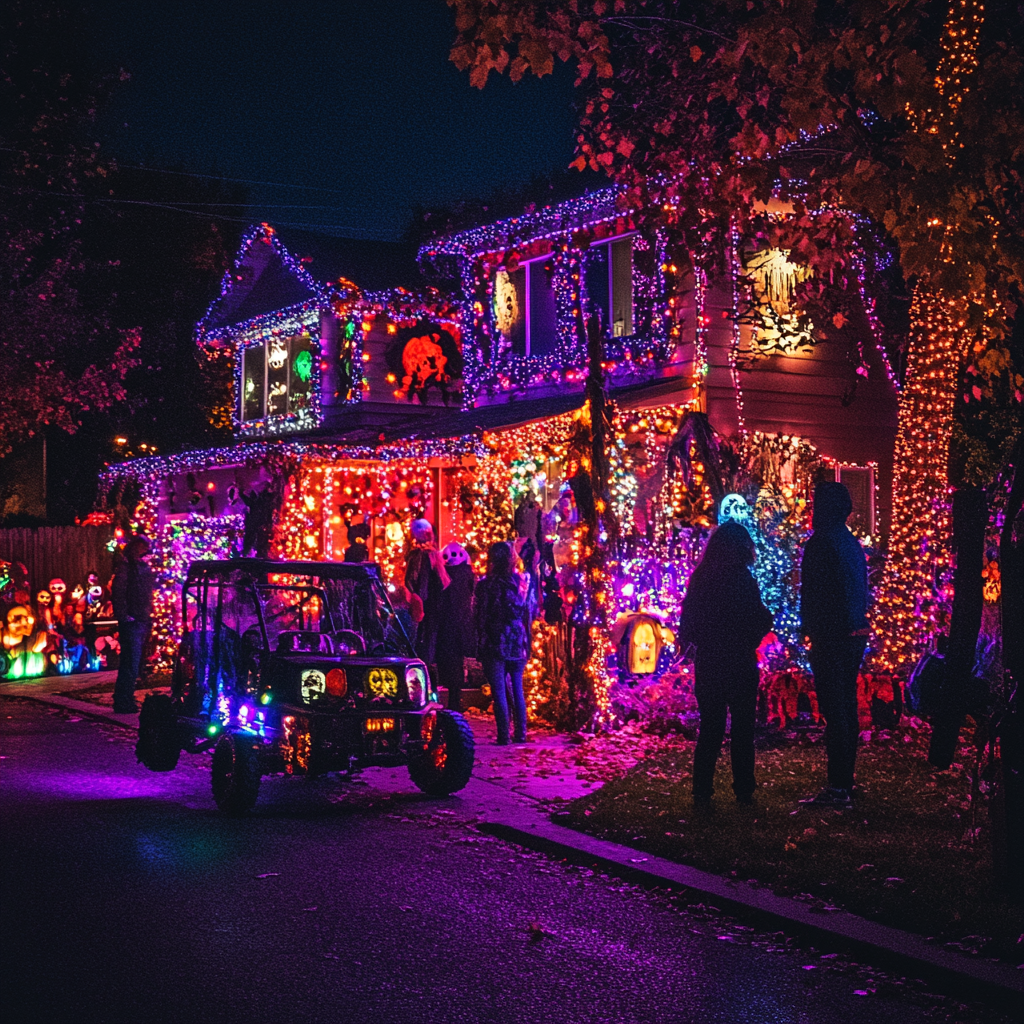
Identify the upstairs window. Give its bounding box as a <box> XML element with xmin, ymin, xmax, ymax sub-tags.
<box><xmin>240</xmin><ymin>332</ymin><xmax>316</xmax><ymax>425</ymax></box>
<box><xmin>493</xmin><ymin>258</ymin><xmax>558</xmax><ymax>358</ymax></box>
<box><xmin>586</xmin><ymin>235</ymin><xmax>634</xmax><ymax>337</ymax></box>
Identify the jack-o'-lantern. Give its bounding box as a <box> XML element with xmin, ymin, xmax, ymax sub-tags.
<box><xmin>385</xmin><ymin>320</ymin><xmax>463</xmax><ymax>405</ymax></box>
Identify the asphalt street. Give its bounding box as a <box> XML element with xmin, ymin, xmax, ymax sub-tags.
<box><xmin>0</xmin><ymin>699</ymin><xmax>1006</xmax><ymax>1024</ymax></box>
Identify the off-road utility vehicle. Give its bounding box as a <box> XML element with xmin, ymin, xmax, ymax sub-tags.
<box><xmin>135</xmin><ymin>559</ymin><xmax>474</xmax><ymax>814</ymax></box>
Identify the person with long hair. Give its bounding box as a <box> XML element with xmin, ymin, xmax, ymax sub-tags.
<box><xmin>404</xmin><ymin>519</ymin><xmax>449</xmax><ymax>666</ymax></box>
<box><xmin>679</xmin><ymin>521</ymin><xmax>773</xmax><ymax>806</ymax></box>
<box><xmin>474</xmin><ymin>541</ymin><xmax>532</xmax><ymax>744</ymax></box>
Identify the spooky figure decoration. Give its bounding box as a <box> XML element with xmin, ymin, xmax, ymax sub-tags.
<box><xmin>385</xmin><ymin>320</ymin><xmax>463</xmax><ymax>405</ymax></box>
<box><xmin>611</xmin><ymin>611</ymin><xmax>676</xmax><ymax>678</ymax></box>
<box><xmin>49</xmin><ymin>579</ymin><xmax>68</xmax><ymax>627</ymax></box>
<box><xmin>37</xmin><ymin>590</ymin><xmax>54</xmax><ymax>629</ymax></box>
<box><xmin>493</xmin><ymin>269</ymin><xmax>520</xmax><ymax>337</ymax></box>
<box><xmin>741</xmin><ymin>247</ymin><xmax>814</xmax><ymax>356</ymax></box>
<box><xmin>2</xmin><ymin>605</ymin><xmax>49</xmax><ymax>679</ymax></box>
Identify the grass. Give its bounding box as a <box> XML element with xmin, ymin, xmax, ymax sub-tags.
<box><xmin>563</xmin><ymin>720</ymin><xmax>1023</xmax><ymax>964</ymax></box>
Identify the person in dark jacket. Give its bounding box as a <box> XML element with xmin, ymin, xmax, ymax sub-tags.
<box><xmin>111</xmin><ymin>534</ymin><xmax>156</xmax><ymax>713</ymax></box>
<box><xmin>404</xmin><ymin>519</ymin><xmax>449</xmax><ymax>666</ymax></box>
<box><xmin>474</xmin><ymin>541</ymin><xmax>532</xmax><ymax>744</ymax></box>
<box><xmin>799</xmin><ymin>481</ymin><xmax>870</xmax><ymax>807</ymax></box>
<box><xmin>679</xmin><ymin>521</ymin><xmax>774</xmax><ymax>806</ymax></box>
<box><xmin>435</xmin><ymin>542</ymin><xmax>476</xmax><ymax>712</ymax></box>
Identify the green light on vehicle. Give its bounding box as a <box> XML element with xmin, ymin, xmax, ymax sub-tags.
<box><xmin>260</xmin><ymin>692</ymin><xmax>272</xmax><ymax>705</ymax></box>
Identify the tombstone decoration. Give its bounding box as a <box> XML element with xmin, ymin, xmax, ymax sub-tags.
<box><xmin>610</xmin><ymin>611</ymin><xmax>676</xmax><ymax>679</ymax></box>
<box><xmin>385</xmin><ymin>320</ymin><xmax>463</xmax><ymax>405</ymax></box>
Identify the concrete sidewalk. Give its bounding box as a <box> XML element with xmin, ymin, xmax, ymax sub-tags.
<box><xmin>3</xmin><ymin>678</ymin><xmax>1021</xmax><ymax>1011</ymax></box>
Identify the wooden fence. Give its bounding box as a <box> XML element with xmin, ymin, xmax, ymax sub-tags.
<box><xmin>0</xmin><ymin>526</ymin><xmax>115</xmax><ymax>593</ymax></box>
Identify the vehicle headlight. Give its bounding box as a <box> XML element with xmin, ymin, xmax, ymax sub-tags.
<box><xmin>405</xmin><ymin>664</ymin><xmax>428</xmax><ymax>706</ymax></box>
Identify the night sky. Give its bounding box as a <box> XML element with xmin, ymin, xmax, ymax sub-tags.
<box><xmin>91</xmin><ymin>0</ymin><xmax>579</xmax><ymax>240</ymax></box>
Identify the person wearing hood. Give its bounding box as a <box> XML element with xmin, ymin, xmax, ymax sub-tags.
<box><xmin>434</xmin><ymin>543</ymin><xmax>475</xmax><ymax>713</ymax></box>
<box><xmin>679</xmin><ymin>521</ymin><xmax>774</xmax><ymax>806</ymax></box>
<box><xmin>111</xmin><ymin>535</ymin><xmax>156</xmax><ymax>714</ymax></box>
<box><xmin>799</xmin><ymin>481</ymin><xmax>870</xmax><ymax>807</ymax></box>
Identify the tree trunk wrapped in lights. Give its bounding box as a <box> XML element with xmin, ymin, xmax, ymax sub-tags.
<box><xmin>872</xmin><ymin>288</ymin><xmax>967</xmax><ymax>672</ymax></box>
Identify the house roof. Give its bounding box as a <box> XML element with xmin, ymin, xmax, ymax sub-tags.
<box><xmin>197</xmin><ymin>224</ymin><xmax>323</xmax><ymax>341</ymax></box>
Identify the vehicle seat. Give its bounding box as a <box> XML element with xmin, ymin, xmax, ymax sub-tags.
<box><xmin>276</xmin><ymin>630</ymin><xmax>334</xmax><ymax>655</ymax></box>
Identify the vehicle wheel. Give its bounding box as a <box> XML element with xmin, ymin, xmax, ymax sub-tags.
<box><xmin>211</xmin><ymin>734</ymin><xmax>262</xmax><ymax>815</ymax></box>
<box><xmin>408</xmin><ymin>710</ymin><xmax>475</xmax><ymax>796</ymax></box>
<box><xmin>135</xmin><ymin>694</ymin><xmax>181</xmax><ymax>772</ymax></box>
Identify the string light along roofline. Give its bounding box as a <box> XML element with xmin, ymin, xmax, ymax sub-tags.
<box><xmin>417</xmin><ymin>186</ymin><xmax>628</xmax><ymax>262</ymax></box>
<box><xmin>195</xmin><ymin>222</ymin><xmax>327</xmax><ymax>347</ymax></box>
<box><xmin>100</xmin><ymin>435</ymin><xmax>488</xmax><ymax>488</ymax></box>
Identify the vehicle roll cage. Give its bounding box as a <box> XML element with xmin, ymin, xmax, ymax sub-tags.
<box><xmin>179</xmin><ymin>558</ymin><xmax>415</xmax><ymax>657</ymax></box>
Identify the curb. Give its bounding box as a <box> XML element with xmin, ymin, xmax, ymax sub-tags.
<box><xmin>478</xmin><ymin>815</ymin><xmax>1024</xmax><ymax>1014</ymax></box>
<box><xmin>1</xmin><ymin>689</ymin><xmax>139</xmax><ymax>730</ymax></box>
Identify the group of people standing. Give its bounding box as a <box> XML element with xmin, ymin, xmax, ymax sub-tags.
<box><xmin>404</xmin><ymin>520</ymin><xmax>534</xmax><ymax>745</ymax></box>
<box><xmin>679</xmin><ymin>481</ymin><xmax>869</xmax><ymax>809</ymax></box>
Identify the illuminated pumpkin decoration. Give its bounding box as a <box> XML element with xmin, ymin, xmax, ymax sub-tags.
<box><xmin>385</xmin><ymin>320</ymin><xmax>463</xmax><ymax>405</ymax></box>
<box><xmin>366</xmin><ymin>667</ymin><xmax>399</xmax><ymax>698</ymax></box>
<box><xmin>325</xmin><ymin>667</ymin><xmax>347</xmax><ymax>697</ymax></box>
<box><xmin>611</xmin><ymin>611</ymin><xmax>676</xmax><ymax>678</ymax></box>
<box><xmin>2</xmin><ymin>605</ymin><xmax>49</xmax><ymax>680</ymax></box>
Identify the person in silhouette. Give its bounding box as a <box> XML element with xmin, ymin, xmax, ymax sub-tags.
<box><xmin>679</xmin><ymin>521</ymin><xmax>773</xmax><ymax>806</ymax></box>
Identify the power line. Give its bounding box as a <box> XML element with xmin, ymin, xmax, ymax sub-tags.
<box><xmin>117</xmin><ymin>163</ymin><xmax>360</xmax><ymax>197</ymax></box>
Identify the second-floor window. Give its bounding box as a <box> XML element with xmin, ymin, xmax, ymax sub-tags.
<box><xmin>586</xmin><ymin>234</ymin><xmax>634</xmax><ymax>337</ymax></box>
<box><xmin>493</xmin><ymin>258</ymin><xmax>558</xmax><ymax>358</ymax></box>
<box><xmin>241</xmin><ymin>332</ymin><xmax>315</xmax><ymax>424</ymax></box>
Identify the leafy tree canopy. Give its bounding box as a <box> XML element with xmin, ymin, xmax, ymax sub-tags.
<box><xmin>449</xmin><ymin>0</ymin><xmax>1023</xmax><ymax>332</ymax></box>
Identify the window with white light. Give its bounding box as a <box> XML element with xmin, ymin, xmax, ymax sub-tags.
<box><xmin>240</xmin><ymin>333</ymin><xmax>316</xmax><ymax>425</ymax></box>
<box><xmin>833</xmin><ymin>464</ymin><xmax>876</xmax><ymax>537</ymax></box>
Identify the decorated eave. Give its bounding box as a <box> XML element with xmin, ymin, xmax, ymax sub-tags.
<box><xmin>416</xmin><ymin>185</ymin><xmax>628</xmax><ymax>265</ymax></box>
<box><xmin>100</xmin><ymin>434</ymin><xmax>489</xmax><ymax>488</ymax></box>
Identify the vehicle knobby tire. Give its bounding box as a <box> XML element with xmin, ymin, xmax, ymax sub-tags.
<box><xmin>408</xmin><ymin>710</ymin><xmax>475</xmax><ymax>796</ymax></box>
<box><xmin>135</xmin><ymin>693</ymin><xmax>182</xmax><ymax>772</ymax></box>
<box><xmin>211</xmin><ymin>733</ymin><xmax>262</xmax><ymax>815</ymax></box>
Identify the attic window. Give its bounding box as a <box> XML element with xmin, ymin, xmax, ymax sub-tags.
<box><xmin>241</xmin><ymin>332</ymin><xmax>315</xmax><ymax>425</ymax></box>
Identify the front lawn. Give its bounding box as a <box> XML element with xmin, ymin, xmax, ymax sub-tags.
<box><xmin>563</xmin><ymin>720</ymin><xmax>1023</xmax><ymax>965</ymax></box>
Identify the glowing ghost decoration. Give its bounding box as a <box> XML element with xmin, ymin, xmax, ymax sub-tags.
<box><xmin>268</xmin><ymin>341</ymin><xmax>289</xmax><ymax>370</ymax></box>
<box><xmin>718</xmin><ymin>493</ymin><xmax>753</xmax><ymax>527</ymax></box>
<box><xmin>292</xmin><ymin>348</ymin><xmax>313</xmax><ymax>384</ymax></box>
